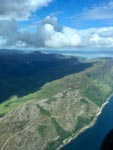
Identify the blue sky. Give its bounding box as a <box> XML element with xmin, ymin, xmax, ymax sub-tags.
<box><xmin>19</xmin><ymin>0</ymin><xmax>113</xmax><ymax>29</ymax></box>
<box><xmin>0</xmin><ymin>0</ymin><xmax>113</xmax><ymax>50</ymax></box>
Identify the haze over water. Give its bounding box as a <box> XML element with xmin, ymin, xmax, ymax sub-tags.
<box><xmin>44</xmin><ymin>50</ymin><xmax>113</xmax><ymax>59</ymax></box>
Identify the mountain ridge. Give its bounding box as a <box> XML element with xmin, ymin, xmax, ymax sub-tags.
<box><xmin>0</xmin><ymin>52</ymin><xmax>113</xmax><ymax>149</ymax></box>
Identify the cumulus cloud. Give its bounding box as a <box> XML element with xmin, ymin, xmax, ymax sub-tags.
<box><xmin>19</xmin><ymin>16</ymin><xmax>82</xmax><ymax>48</ymax></box>
<box><xmin>89</xmin><ymin>29</ymin><xmax>113</xmax><ymax>48</ymax></box>
<box><xmin>45</xmin><ymin>26</ymin><xmax>81</xmax><ymax>48</ymax></box>
<box><xmin>0</xmin><ymin>0</ymin><xmax>113</xmax><ymax>50</ymax></box>
<box><xmin>0</xmin><ymin>20</ymin><xmax>19</xmax><ymax>47</ymax></box>
<box><xmin>0</xmin><ymin>0</ymin><xmax>52</xmax><ymax>20</ymax></box>
<box><xmin>0</xmin><ymin>16</ymin><xmax>113</xmax><ymax>49</ymax></box>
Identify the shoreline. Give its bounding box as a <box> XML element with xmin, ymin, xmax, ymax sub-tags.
<box><xmin>58</xmin><ymin>94</ymin><xmax>113</xmax><ymax>150</ymax></box>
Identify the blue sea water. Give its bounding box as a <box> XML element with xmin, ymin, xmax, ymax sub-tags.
<box><xmin>63</xmin><ymin>97</ymin><xmax>113</xmax><ymax>150</ymax></box>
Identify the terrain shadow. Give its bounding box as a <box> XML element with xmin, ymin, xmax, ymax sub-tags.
<box><xmin>0</xmin><ymin>50</ymin><xmax>93</xmax><ymax>103</ymax></box>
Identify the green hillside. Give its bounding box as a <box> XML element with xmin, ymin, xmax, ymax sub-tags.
<box><xmin>0</xmin><ymin>54</ymin><xmax>113</xmax><ymax>150</ymax></box>
<box><xmin>0</xmin><ymin>50</ymin><xmax>92</xmax><ymax>103</ymax></box>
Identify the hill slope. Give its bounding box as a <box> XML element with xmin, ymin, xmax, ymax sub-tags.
<box><xmin>0</xmin><ymin>52</ymin><xmax>113</xmax><ymax>150</ymax></box>
<box><xmin>0</xmin><ymin>50</ymin><xmax>91</xmax><ymax>103</ymax></box>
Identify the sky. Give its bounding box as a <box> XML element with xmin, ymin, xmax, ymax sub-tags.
<box><xmin>0</xmin><ymin>0</ymin><xmax>113</xmax><ymax>51</ymax></box>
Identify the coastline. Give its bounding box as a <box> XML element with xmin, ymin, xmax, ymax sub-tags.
<box><xmin>58</xmin><ymin>94</ymin><xmax>113</xmax><ymax>150</ymax></box>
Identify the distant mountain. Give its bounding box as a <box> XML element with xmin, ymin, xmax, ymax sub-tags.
<box><xmin>0</xmin><ymin>51</ymin><xmax>113</xmax><ymax>150</ymax></box>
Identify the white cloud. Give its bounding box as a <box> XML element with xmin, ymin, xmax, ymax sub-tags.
<box><xmin>45</xmin><ymin>27</ymin><xmax>81</xmax><ymax>48</ymax></box>
<box><xmin>72</xmin><ymin>1</ymin><xmax>113</xmax><ymax>20</ymax></box>
<box><xmin>20</xmin><ymin>16</ymin><xmax>82</xmax><ymax>48</ymax></box>
<box><xmin>0</xmin><ymin>37</ymin><xmax>7</xmax><ymax>47</ymax></box>
<box><xmin>0</xmin><ymin>0</ymin><xmax>52</xmax><ymax>20</ymax></box>
<box><xmin>0</xmin><ymin>17</ymin><xmax>113</xmax><ymax>49</ymax></box>
<box><xmin>80</xmin><ymin>27</ymin><xmax>113</xmax><ymax>48</ymax></box>
<box><xmin>89</xmin><ymin>32</ymin><xmax>113</xmax><ymax>48</ymax></box>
